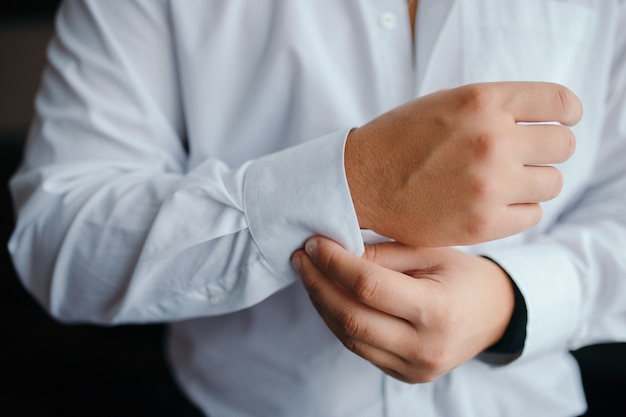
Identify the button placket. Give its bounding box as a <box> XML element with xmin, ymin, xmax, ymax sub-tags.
<box><xmin>370</xmin><ymin>2</ymin><xmax>416</xmax><ymax>107</ymax></box>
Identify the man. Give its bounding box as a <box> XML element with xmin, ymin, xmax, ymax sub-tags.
<box><xmin>8</xmin><ymin>1</ymin><xmax>626</xmax><ymax>416</ymax></box>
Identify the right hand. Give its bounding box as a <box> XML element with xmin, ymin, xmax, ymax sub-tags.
<box><xmin>293</xmin><ymin>236</ymin><xmax>516</xmax><ymax>383</ymax></box>
<box><xmin>345</xmin><ymin>81</ymin><xmax>582</xmax><ymax>246</ymax></box>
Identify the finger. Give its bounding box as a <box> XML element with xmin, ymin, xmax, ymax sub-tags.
<box><xmin>496</xmin><ymin>203</ymin><xmax>543</xmax><ymax>237</ymax></box>
<box><xmin>376</xmin><ymin>365</ymin><xmax>419</xmax><ymax>384</ymax></box>
<box><xmin>301</xmin><ymin>237</ymin><xmax>428</xmax><ymax>319</ymax></box>
<box><xmin>516</xmin><ymin>123</ymin><xmax>576</xmax><ymax>165</ymax></box>
<box><xmin>296</xmin><ymin>250</ymin><xmax>420</xmax><ymax>370</ymax></box>
<box><xmin>510</xmin><ymin>165</ymin><xmax>564</xmax><ymax>203</ymax></box>
<box><xmin>376</xmin><ymin>364</ymin><xmax>440</xmax><ymax>385</ymax></box>
<box><xmin>500</xmin><ymin>82</ymin><xmax>583</xmax><ymax>126</ymax></box>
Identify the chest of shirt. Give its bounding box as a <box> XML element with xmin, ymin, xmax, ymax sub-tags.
<box><xmin>169</xmin><ymin>0</ymin><xmax>616</xmax><ymax>228</ymax></box>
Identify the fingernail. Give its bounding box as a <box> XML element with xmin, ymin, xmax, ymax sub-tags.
<box><xmin>305</xmin><ymin>239</ymin><xmax>318</xmax><ymax>257</ymax></box>
<box><xmin>291</xmin><ymin>254</ymin><xmax>302</xmax><ymax>273</ymax></box>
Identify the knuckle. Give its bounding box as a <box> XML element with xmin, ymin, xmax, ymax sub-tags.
<box><xmin>463</xmin><ymin>215</ymin><xmax>488</xmax><ymax>243</ymax></box>
<box><xmin>342</xmin><ymin>337</ymin><xmax>365</xmax><ymax>356</ymax></box>
<box><xmin>409</xmin><ymin>349</ymin><xmax>449</xmax><ymax>382</ymax></box>
<box><xmin>467</xmin><ymin>177</ymin><xmax>487</xmax><ymax>201</ymax></box>
<box><xmin>406</xmin><ymin>368</ymin><xmax>444</xmax><ymax>384</ymax></box>
<box><xmin>460</xmin><ymin>83</ymin><xmax>499</xmax><ymax>113</ymax></box>
<box><xmin>405</xmin><ymin>314</ymin><xmax>458</xmax><ymax>380</ymax></box>
<box><xmin>413</xmin><ymin>373</ymin><xmax>440</xmax><ymax>384</ymax></box>
<box><xmin>563</xmin><ymin>128</ymin><xmax>577</xmax><ymax>159</ymax></box>
<box><xmin>337</xmin><ymin>308</ymin><xmax>362</xmax><ymax>338</ymax></box>
<box><xmin>352</xmin><ymin>269</ymin><xmax>380</xmax><ymax>301</ymax></box>
<box><xmin>554</xmin><ymin>85</ymin><xmax>572</xmax><ymax>113</ymax></box>
<box><xmin>316</xmin><ymin>247</ymin><xmax>335</xmax><ymax>273</ymax></box>
<box><xmin>303</xmin><ymin>286</ymin><xmax>325</xmax><ymax>315</ymax></box>
<box><xmin>424</xmin><ymin>346</ymin><xmax>452</xmax><ymax>375</ymax></box>
<box><xmin>461</xmin><ymin>199</ymin><xmax>494</xmax><ymax>241</ymax></box>
<box><xmin>551</xmin><ymin>168</ymin><xmax>564</xmax><ymax>199</ymax></box>
<box><xmin>382</xmin><ymin>368</ymin><xmax>420</xmax><ymax>384</ymax></box>
<box><xmin>553</xmin><ymin>85</ymin><xmax>581</xmax><ymax>123</ymax></box>
<box><xmin>552</xmin><ymin>126</ymin><xmax>576</xmax><ymax>163</ymax></box>
<box><xmin>397</xmin><ymin>373</ymin><xmax>426</xmax><ymax>384</ymax></box>
<box><xmin>469</xmin><ymin>132</ymin><xmax>498</xmax><ymax>161</ymax></box>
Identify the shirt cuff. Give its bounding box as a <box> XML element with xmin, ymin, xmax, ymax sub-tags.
<box><xmin>243</xmin><ymin>129</ymin><xmax>364</xmax><ymax>283</ymax></box>
<box><xmin>478</xmin><ymin>243</ymin><xmax>582</xmax><ymax>361</ymax></box>
<box><xmin>479</xmin><ymin>260</ymin><xmax>527</xmax><ymax>364</ymax></box>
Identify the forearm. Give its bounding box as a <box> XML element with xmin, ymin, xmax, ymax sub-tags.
<box><xmin>7</xmin><ymin>0</ymin><xmax>365</xmax><ymax>325</ymax></box>
<box><xmin>9</xmin><ymin>130</ymin><xmax>363</xmax><ymax>324</ymax></box>
<box><xmin>9</xmin><ymin>159</ymin><xmax>265</xmax><ymax>323</ymax></box>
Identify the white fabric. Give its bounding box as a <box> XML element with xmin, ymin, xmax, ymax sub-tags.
<box><xmin>8</xmin><ymin>1</ymin><xmax>626</xmax><ymax>416</ymax></box>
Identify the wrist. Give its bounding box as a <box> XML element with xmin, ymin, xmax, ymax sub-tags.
<box><xmin>482</xmin><ymin>256</ymin><xmax>527</xmax><ymax>355</ymax></box>
<box><xmin>344</xmin><ymin>127</ymin><xmax>376</xmax><ymax>231</ymax></box>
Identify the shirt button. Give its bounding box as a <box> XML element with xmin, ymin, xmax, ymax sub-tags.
<box><xmin>379</xmin><ymin>12</ymin><xmax>398</xmax><ymax>30</ymax></box>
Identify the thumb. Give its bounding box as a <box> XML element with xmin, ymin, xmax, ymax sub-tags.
<box><xmin>303</xmin><ymin>236</ymin><xmax>373</xmax><ymax>278</ymax></box>
<box><xmin>298</xmin><ymin>236</ymin><xmax>432</xmax><ymax>318</ymax></box>
<box><xmin>292</xmin><ymin>236</ymin><xmax>395</xmax><ymax>299</ymax></box>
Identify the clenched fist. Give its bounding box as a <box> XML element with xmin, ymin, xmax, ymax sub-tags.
<box><xmin>345</xmin><ymin>81</ymin><xmax>582</xmax><ymax>246</ymax></box>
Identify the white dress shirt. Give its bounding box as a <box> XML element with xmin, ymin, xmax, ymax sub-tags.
<box><xmin>8</xmin><ymin>1</ymin><xmax>626</xmax><ymax>416</ymax></box>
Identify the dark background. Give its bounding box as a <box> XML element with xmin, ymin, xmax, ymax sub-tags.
<box><xmin>1</xmin><ymin>2</ymin><xmax>624</xmax><ymax>416</ymax></box>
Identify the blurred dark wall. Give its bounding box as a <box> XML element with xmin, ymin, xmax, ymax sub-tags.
<box><xmin>0</xmin><ymin>19</ymin><xmax>52</xmax><ymax>137</ymax></box>
<box><xmin>0</xmin><ymin>0</ymin><xmax>61</xmax><ymax>18</ymax></box>
<box><xmin>0</xmin><ymin>3</ymin><xmax>624</xmax><ymax>417</ymax></box>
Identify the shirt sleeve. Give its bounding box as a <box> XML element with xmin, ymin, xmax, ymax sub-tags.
<box><xmin>480</xmin><ymin>5</ymin><xmax>626</xmax><ymax>361</ymax></box>
<box><xmin>7</xmin><ymin>1</ymin><xmax>363</xmax><ymax>324</ymax></box>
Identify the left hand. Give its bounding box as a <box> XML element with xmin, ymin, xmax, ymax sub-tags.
<box><xmin>291</xmin><ymin>237</ymin><xmax>515</xmax><ymax>383</ymax></box>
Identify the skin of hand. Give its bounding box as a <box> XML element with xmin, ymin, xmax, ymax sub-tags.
<box><xmin>291</xmin><ymin>236</ymin><xmax>515</xmax><ymax>384</ymax></box>
<box><xmin>345</xmin><ymin>81</ymin><xmax>582</xmax><ymax>247</ymax></box>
